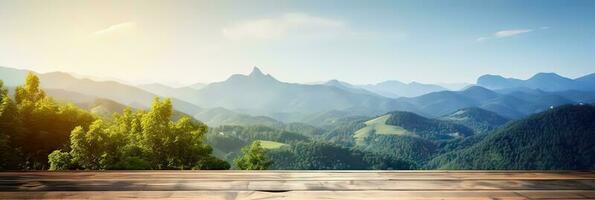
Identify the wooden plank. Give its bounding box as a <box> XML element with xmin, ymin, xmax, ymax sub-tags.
<box><xmin>1</xmin><ymin>179</ymin><xmax>594</xmax><ymax>191</ymax></box>
<box><xmin>1</xmin><ymin>190</ymin><xmax>595</xmax><ymax>200</ymax></box>
<box><xmin>1</xmin><ymin>171</ymin><xmax>594</xmax><ymax>180</ymax></box>
<box><xmin>0</xmin><ymin>171</ymin><xmax>594</xmax><ymax>199</ymax></box>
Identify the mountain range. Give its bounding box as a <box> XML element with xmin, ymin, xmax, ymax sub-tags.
<box><xmin>477</xmin><ymin>72</ymin><xmax>595</xmax><ymax>92</ymax></box>
<box><xmin>392</xmin><ymin>85</ymin><xmax>585</xmax><ymax>119</ymax></box>
<box><xmin>0</xmin><ymin>66</ymin><xmax>201</xmax><ymax>115</ymax></box>
<box><xmin>2</xmin><ymin>66</ymin><xmax>594</xmax><ymax>124</ymax></box>
<box><xmin>360</xmin><ymin>80</ymin><xmax>447</xmax><ymax>98</ymax></box>
<box><xmin>189</xmin><ymin>68</ymin><xmax>399</xmax><ymax>118</ymax></box>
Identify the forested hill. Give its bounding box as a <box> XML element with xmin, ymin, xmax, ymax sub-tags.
<box><xmin>385</xmin><ymin>111</ymin><xmax>475</xmax><ymax>139</ymax></box>
<box><xmin>429</xmin><ymin>104</ymin><xmax>595</xmax><ymax>170</ymax></box>
<box><xmin>440</xmin><ymin>107</ymin><xmax>509</xmax><ymax>134</ymax></box>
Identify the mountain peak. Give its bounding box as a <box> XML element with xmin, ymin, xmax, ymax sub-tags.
<box><xmin>325</xmin><ymin>79</ymin><xmax>341</xmax><ymax>85</ymax></box>
<box><xmin>462</xmin><ymin>85</ymin><xmax>492</xmax><ymax>92</ymax></box>
<box><xmin>530</xmin><ymin>72</ymin><xmax>565</xmax><ymax>79</ymax></box>
<box><xmin>224</xmin><ymin>66</ymin><xmax>279</xmax><ymax>84</ymax></box>
<box><xmin>461</xmin><ymin>85</ymin><xmax>498</xmax><ymax>96</ymax></box>
<box><xmin>479</xmin><ymin>74</ymin><xmax>504</xmax><ymax>78</ymax></box>
<box><xmin>249</xmin><ymin>66</ymin><xmax>265</xmax><ymax>77</ymax></box>
<box><xmin>477</xmin><ymin>74</ymin><xmax>507</xmax><ymax>83</ymax></box>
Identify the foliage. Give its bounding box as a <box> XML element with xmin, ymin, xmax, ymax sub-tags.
<box><xmin>67</xmin><ymin>98</ymin><xmax>229</xmax><ymax>170</ymax></box>
<box><xmin>267</xmin><ymin>141</ymin><xmax>415</xmax><ymax>170</ymax></box>
<box><xmin>194</xmin><ymin>156</ymin><xmax>231</xmax><ymax>170</ymax></box>
<box><xmin>234</xmin><ymin>141</ymin><xmax>272</xmax><ymax>170</ymax></box>
<box><xmin>385</xmin><ymin>111</ymin><xmax>475</xmax><ymax>139</ymax></box>
<box><xmin>48</xmin><ymin>150</ymin><xmax>72</xmax><ymax>170</ymax></box>
<box><xmin>0</xmin><ymin>75</ymin><xmax>227</xmax><ymax>170</ymax></box>
<box><xmin>69</xmin><ymin>120</ymin><xmax>120</xmax><ymax>170</ymax></box>
<box><xmin>206</xmin><ymin>125</ymin><xmax>310</xmax><ymax>163</ymax></box>
<box><xmin>354</xmin><ymin>114</ymin><xmax>414</xmax><ymax>144</ymax></box>
<box><xmin>2</xmin><ymin>73</ymin><xmax>595</xmax><ymax>171</ymax></box>
<box><xmin>440</xmin><ymin>107</ymin><xmax>509</xmax><ymax>134</ymax></box>
<box><xmin>210</xmin><ymin>125</ymin><xmax>310</xmax><ymax>144</ymax></box>
<box><xmin>430</xmin><ymin>105</ymin><xmax>595</xmax><ymax>170</ymax></box>
<box><xmin>136</xmin><ymin>99</ymin><xmax>215</xmax><ymax>169</ymax></box>
<box><xmin>318</xmin><ymin>117</ymin><xmax>365</xmax><ymax>147</ymax></box>
<box><xmin>0</xmin><ymin>80</ymin><xmax>19</xmax><ymax>170</ymax></box>
<box><xmin>357</xmin><ymin>134</ymin><xmax>438</xmax><ymax>164</ymax></box>
<box><xmin>282</xmin><ymin>122</ymin><xmax>326</xmax><ymax>137</ymax></box>
<box><xmin>111</xmin><ymin>156</ymin><xmax>152</xmax><ymax>170</ymax></box>
<box><xmin>2</xmin><ymin>73</ymin><xmax>95</xmax><ymax>169</ymax></box>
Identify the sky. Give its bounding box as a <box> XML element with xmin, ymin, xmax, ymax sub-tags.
<box><xmin>0</xmin><ymin>0</ymin><xmax>594</xmax><ymax>86</ymax></box>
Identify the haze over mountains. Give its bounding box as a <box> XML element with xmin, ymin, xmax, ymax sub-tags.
<box><xmin>1</xmin><ymin>65</ymin><xmax>595</xmax><ymax>170</ymax></box>
<box><xmin>360</xmin><ymin>81</ymin><xmax>447</xmax><ymax>98</ymax></box>
<box><xmin>478</xmin><ymin>72</ymin><xmax>595</xmax><ymax>92</ymax></box>
<box><xmin>2</xmin><ymin>66</ymin><xmax>595</xmax><ymax>124</ymax></box>
<box><xmin>0</xmin><ymin>66</ymin><xmax>201</xmax><ymax>115</ymax></box>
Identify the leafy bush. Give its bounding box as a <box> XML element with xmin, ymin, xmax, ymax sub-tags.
<box><xmin>48</xmin><ymin>150</ymin><xmax>72</xmax><ymax>170</ymax></box>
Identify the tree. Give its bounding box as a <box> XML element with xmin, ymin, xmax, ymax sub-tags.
<box><xmin>138</xmin><ymin>98</ymin><xmax>173</xmax><ymax>168</ymax></box>
<box><xmin>62</xmin><ymin>98</ymin><xmax>229</xmax><ymax>170</ymax></box>
<box><xmin>137</xmin><ymin>98</ymin><xmax>220</xmax><ymax>169</ymax></box>
<box><xmin>14</xmin><ymin>73</ymin><xmax>45</xmax><ymax>104</ymax></box>
<box><xmin>194</xmin><ymin>156</ymin><xmax>231</xmax><ymax>170</ymax></box>
<box><xmin>0</xmin><ymin>80</ymin><xmax>19</xmax><ymax>169</ymax></box>
<box><xmin>69</xmin><ymin>120</ymin><xmax>119</xmax><ymax>170</ymax></box>
<box><xmin>11</xmin><ymin>73</ymin><xmax>95</xmax><ymax>169</ymax></box>
<box><xmin>2</xmin><ymin>75</ymin><xmax>228</xmax><ymax>171</ymax></box>
<box><xmin>48</xmin><ymin>150</ymin><xmax>72</xmax><ymax>170</ymax></box>
<box><xmin>266</xmin><ymin>141</ymin><xmax>416</xmax><ymax>170</ymax></box>
<box><xmin>234</xmin><ymin>141</ymin><xmax>272</xmax><ymax>170</ymax></box>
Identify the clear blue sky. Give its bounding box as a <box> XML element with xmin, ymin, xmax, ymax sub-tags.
<box><xmin>0</xmin><ymin>0</ymin><xmax>593</xmax><ymax>86</ymax></box>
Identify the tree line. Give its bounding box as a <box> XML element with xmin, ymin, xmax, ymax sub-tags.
<box><xmin>0</xmin><ymin>73</ymin><xmax>269</xmax><ymax>170</ymax></box>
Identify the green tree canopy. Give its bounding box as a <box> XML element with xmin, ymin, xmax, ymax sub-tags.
<box><xmin>234</xmin><ymin>141</ymin><xmax>272</xmax><ymax>170</ymax></box>
<box><xmin>0</xmin><ymin>80</ymin><xmax>19</xmax><ymax>169</ymax></box>
<box><xmin>48</xmin><ymin>150</ymin><xmax>72</xmax><ymax>170</ymax></box>
<box><xmin>6</xmin><ymin>73</ymin><xmax>95</xmax><ymax>169</ymax></box>
<box><xmin>55</xmin><ymin>97</ymin><xmax>229</xmax><ymax>170</ymax></box>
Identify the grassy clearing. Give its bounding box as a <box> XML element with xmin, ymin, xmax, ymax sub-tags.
<box><xmin>257</xmin><ymin>140</ymin><xmax>289</xmax><ymax>149</ymax></box>
<box><xmin>353</xmin><ymin>114</ymin><xmax>414</xmax><ymax>143</ymax></box>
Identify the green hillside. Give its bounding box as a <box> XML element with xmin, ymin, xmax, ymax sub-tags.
<box><xmin>430</xmin><ymin>104</ymin><xmax>595</xmax><ymax>170</ymax></box>
<box><xmin>385</xmin><ymin>111</ymin><xmax>475</xmax><ymax>140</ymax></box>
<box><xmin>357</xmin><ymin>134</ymin><xmax>438</xmax><ymax>163</ymax></box>
<box><xmin>267</xmin><ymin>141</ymin><xmax>415</xmax><ymax>170</ymax></box>
<box><xmin>440</xmin><ymin>107</ymin><xmax>509</xmax><ymax>134</ymax></box>
<box><xmin>354</xmin><ymin>114</ymin><xmax>414</xmax><ymax>143</ymax></box>
<box><xmin>350</xmin><ymin>111</ymin><xmax>476</xmax><ymax>164</ymax></box>
<box><xmin>206</xmin><ymin>125</ymin><xmax>310</xmax><ymax>162</ymax></box>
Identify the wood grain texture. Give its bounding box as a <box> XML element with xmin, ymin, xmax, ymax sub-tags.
<box><xmin>0</xmin><ymin>171</ymin><xmax>594</xmax><ymax>199</ymax></box>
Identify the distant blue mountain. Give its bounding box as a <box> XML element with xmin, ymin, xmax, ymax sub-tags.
<box><xmin>576</xmin><ymin>73</ymin><xmax>595</xmax><ymax>90</ymax></box>
<box><xmin>395</xmin><ymin>86</ymin><xmax>579</xmax><ymax>119</ymax></box>
<box><xmin>186</xmin><ymin>67</ymin><xmax>398</xmax><ymax>119</ymax></box>
<box><xmin>3</xmin><ymin>66</ymin><xmax>594</xmax><ymax>124</ymax></box>
<box><xmin>359</xmin><ymin>80</ymin><xmax>447</xmax><ymax>98</ymax></box>
<box><xmin>322</xmin><ymin>80</ymin><xmax>381</xmax><ymax>96</ymax></box>
<box><xmin>0</xmin><ymin>66</ymin><xmax>28</xmax><ymax>86</ymax></box>
<box><xmin>477</xmin><ymin>72</ymin><xmax>595</xmax><ymax>92</ymax></box>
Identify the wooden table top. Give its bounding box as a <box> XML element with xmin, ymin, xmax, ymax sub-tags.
<box><xmin>1</xmin><ymin>171</ymin><xmax>594</xmax><ymax>199</ymax></box>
